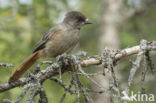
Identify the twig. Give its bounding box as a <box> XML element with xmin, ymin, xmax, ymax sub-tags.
<box><xmin>15</xmin><ymin>83</ymin><xmax>32</xmax><ymax>103</ymax></box>
<box><xmin>50</xmin><ymin>77</ymin><xmax>76</xmax><ymax>94</ymax></box>
<box><xmin>0</xmin><ymin>63</ymin><xmax>13</xmax><ymax>67</ymax></box>
<box><xmin>145</xmin><ymin>51</ymin><xmax>155</xmax><ymax>74</ymax></box>
<box><xmin>140</xmin><ymin>51</ymin><xmax>148</xmax><ymax>94</ymax></box>
<box><xmin>60</xmin><ymin>76</ymin><xmax>74</xmax><ymax>103</ymax></box>
<box><xmin>38</xmin><ymin>87</ymin><xmax>48</xmax><ymax>103</ymax></box>
<box><xmin>127</xmin><ymin>40</ymin><xmax>147</xmax><ymax>92</ymax></box>
<box><xmin>122</xmin><ymin>40</ymin><xmax>148</xmax><ymax>102</ymax></box>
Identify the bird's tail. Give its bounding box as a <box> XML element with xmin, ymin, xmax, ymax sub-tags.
<box><xmin>8</xmin><ymin>52</ymin><xmax>39</xmax><ymax>82</ymax></box>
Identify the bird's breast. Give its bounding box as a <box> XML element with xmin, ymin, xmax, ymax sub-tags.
<box><xmin>44</xmin><ymin>29</ymin><xmax>80</xmax><ymax>57</ymax></box>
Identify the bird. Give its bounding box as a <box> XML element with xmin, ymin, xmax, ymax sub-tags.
<box><xmin>8</xmin><ymin>11</ymin><xmax>92</xmax><ymax>82</ymax></box>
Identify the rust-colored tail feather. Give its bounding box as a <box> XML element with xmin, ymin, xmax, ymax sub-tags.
<box><xmin>9</xmin><ymin>52</ymin><xmax>39</xmax><ymax>82</ymax></box>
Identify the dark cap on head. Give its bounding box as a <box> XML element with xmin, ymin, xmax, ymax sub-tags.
<box><xmin>65</xmin><ymin>11</ymin><xmax>86</xmax><ymax>22</ymax></box>
<box><xmin>63</xmin><ymin>11</ymin><xmax>92</xmax><ymax>28</ymax></box>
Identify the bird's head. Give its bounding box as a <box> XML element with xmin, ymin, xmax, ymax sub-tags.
<box><xmin>63</xmin><ymin>11</ymin><xmax>92</xmax><ymax>29</ymax></box>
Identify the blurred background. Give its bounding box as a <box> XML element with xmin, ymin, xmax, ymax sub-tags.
<box><xmin>0</xmin><ymin>0</ymin><xmax>156</xmax><ymax>103</ymax></box>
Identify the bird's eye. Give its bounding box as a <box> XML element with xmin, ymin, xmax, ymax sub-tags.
<box><xmin>77</xmin><ymin>17</ymin><xmax>84</xmax><ymax>22</ymax></box>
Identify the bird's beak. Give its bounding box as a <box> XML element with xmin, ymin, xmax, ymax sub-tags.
<box><xmin>85</xmin><ymin>19</ymin><xmax>93</xmax><ymax>24</ymax></box>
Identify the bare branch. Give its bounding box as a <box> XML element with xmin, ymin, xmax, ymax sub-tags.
<box><xmin>0</xmin><ymin>40</ymin><xmax>156</xmax><ymax>94</ymax></box>
<box><xmin>121</xmin><ymin>40</ymin><xmax>151</xmax><ymax>102</ymax></box>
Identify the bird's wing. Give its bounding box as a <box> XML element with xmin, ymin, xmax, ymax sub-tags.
<box><xmin>33</xmin><ymin>24</ymin><xmax>63</xmax><ymax>53</ymax></box>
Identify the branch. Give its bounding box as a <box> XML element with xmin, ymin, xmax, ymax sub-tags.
<box><xmin>0</xmin><ymin>40</ymin><xmax>156</xmax><ymax>93</ymax></box>
<box><xmin>80</xmin><ymin>41</ymin><xmax>156</xmax><ymax>67</ymax></box>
